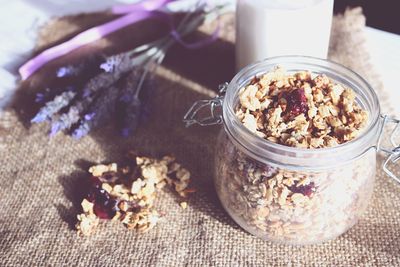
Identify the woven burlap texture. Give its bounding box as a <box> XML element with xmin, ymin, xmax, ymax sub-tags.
<box><xmin>1</xmin><ymin>8</ymin><xmax>399</xmax><ymax>266</ymax></box>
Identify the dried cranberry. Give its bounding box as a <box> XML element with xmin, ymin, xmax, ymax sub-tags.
<box><xmin>93</xmin><ymin>204</ymin><xmax>110</xmax><ymax>219</ymax></box>
<box><xmin>85</xmin><ymin>185</ymin><xmax>120</xmax><ymax>219</ymax></box>
<box><xmin>289</xmin><ymin>182</ymin><xmax>315</xmax><ymax>197</ymax></box>
<box><xmin>285</xmin><ymin>89</ymin><xmax>308</xmax><ymax>117</ymax></box>
<box><xmin>94</xmin><ymin>199</ymin><xmax>119</xmax><ymax>219</ymax></box>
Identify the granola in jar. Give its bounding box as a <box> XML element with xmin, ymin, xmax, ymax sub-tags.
<box><xmin>235</xmin><ymin>66</ymin><xmax>368</xmax><ymax>148</ymax></box>
<box><xmin>214</xmin><ymin>65</ymin><xmax>376</xmax><ymax>244</ymax></box>
<box><xmin>215</xmin><ymin>133</ymin><xmax>375</xmax><ymax>244</ymax></box>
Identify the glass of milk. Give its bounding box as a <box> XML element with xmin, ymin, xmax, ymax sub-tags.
<box><xmin>236</xmin><ymin>0</ymin><xmax>334</xmax><ymax>70</ymax></box>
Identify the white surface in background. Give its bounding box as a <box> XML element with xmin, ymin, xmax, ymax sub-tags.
<box><xmin>365</xmin><ymin>27</ymin><xmax>400</xmax><ymax>115</ymax></box>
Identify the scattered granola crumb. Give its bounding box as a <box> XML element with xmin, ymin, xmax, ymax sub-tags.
<box><xmin>180</xmin><ymin>202</ymin><xmax>188</xmax><ymax>209</ymax></box>
<box><xmin>235</xmin><ymin>66</ymin><xmax>369</xmax><ymax>148</ymax></box>
<box><xmin>76</xmin><ymin>153</ymin><xmax>193</xmax><ymax>236</ymax></box>
<box><xmin>88</xmin><ymin>163</ymin><xmax>117</xmax><ymax>177</ymax></box>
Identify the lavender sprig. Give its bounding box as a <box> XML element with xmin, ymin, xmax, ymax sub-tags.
<box><xmin>82</xmin><ymin>54</ymin><xmax>132</xmax><ymax>98</ymax></box>
<box><xmin>120</xmin><ymin>97</ymin><xmax>142</xmax><ymax>137</ymax></box>
<box><xmin>55</xmin><ymin>55</ymin><xmax>104</xmax><ymax>78</ymax></box>
<box><xmin>118</xmin><ymin>70</ymin><xmax>146</xmax><ymax>136</ymax></box>
<box><xmin>35</xmin><ymin>85</ymin><xmax>75</xmax><ymax>104</ymax></box>
<box><xmin>72</xmin><ymin>85</ymin><xmax>120</xmax><ymax>139</ymax></box>
<box><xmin>49</xmin><ymin>54</ymin><xmax>134</xmax><ymax>136</ymax></box>
<box><xmin>35</xmin><ymin>55</ymin><xmax>105</xmax><ymax>104</ymax></box>
<box><xmin>31</xmin><ymin>90</ymin><xmax>76</xmax><ymax>123</ymax></box>
<box><xmin>30</xmin><ymin>1</ymin><xmax>228</xmax><ymax>138</ymax></box>
<box><xmin>49</xmin><ymin>105</ymin><xmax>81</xmax><ymax>136</ymax></box>
<box><xmin>56</xmin><ymin>65</ymin><xmax>83</xmax><ymax>78</ymax></box>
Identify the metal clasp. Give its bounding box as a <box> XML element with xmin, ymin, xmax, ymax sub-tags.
<box><xmin>377</xmin><ymin>115</ymin><xmax>400</xmax><ymax>183</ymax></box>
<box><xmin>183</xmin><ymin>83</ymin><xmax>228</xmax><ymax>127</ymax></box>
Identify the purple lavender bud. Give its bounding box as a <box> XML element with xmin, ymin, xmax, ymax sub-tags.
<box><xmin>82</xmin><ymin>53</ymin><xmax>132</xmax><ymax>98</ymax></box>
<box><xmin>99</xmin><ymin>54</ymin><xmax>130</xmax><ymax>73</ymax></box>
<box><xmin>56</xmin><ymin>55</ymin><xmax>104</xmax><ymax>78</ymax></box>
<box><xmin>35</xmin><ymin>85</ymin><xmax>75</xmax><ymax>105</ymax></box>
<box><xmin>118</xmin><ymin>97</ymin><xmax>141</xmax><ymax>137</ymax></box>
<box><xmin>84</xmin><ymin>113</ymin><xmax>96</xmax><ymax>121</ymax></box>
<box><xmin>51</xmin><ymin>65</ymin><xmax>125</xmax><ymax>135</ymax></box>
<box><xmin>49</xmin><ymin>121</ymin><xmax>62</xmax><ymax>137</ymax></box>
<box><xmin>31</xmin><ymin>113</ymin><xmax>48</xmax><ymax>124</ymax></box>
<box><xmin>31</xmin><ymin>90</ymin><xmax>76</xmax><ymax>123</ymax></box>
<box><xmin>35</xmin><ymin>93</ymin><xmax>45</xmax><ymax>103</ymax></box>
<box><xmin>48</xmin><ymin>102</ymin><xmax>85</xmax><ymax>135</ymax></box>
<box><xmin>72</xmin><ymin>123</ymin><xmax>90</xmax><ymax>139</ymax></box>
<box><xmin>99</xmin><ymin>62</ymin><xmax>114</xmax><ymax>73</ymax></box>
<box><xmin>121</xmin><ymin>128</ymin><xmax>130</xmax><ymax>137</ymax></box>
<box><xmin>71</xmin><ymin>84</ymin><xmax>120</xmax><ymax>138</ymax></box>
<box><xmin>56</xmin><ymin>67</ymin><xmax>69</xmax><ymax>78</ymax></box>
<box><xmin>116</xmin><ymin>68</ymin><xmax>155</xmax><ymax>137</ymax></box>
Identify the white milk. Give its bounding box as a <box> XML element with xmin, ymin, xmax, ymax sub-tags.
<box><xmin>236</xmin><ymin>0</ymin><xmax>334</xmax><ymax>70</ymax></box>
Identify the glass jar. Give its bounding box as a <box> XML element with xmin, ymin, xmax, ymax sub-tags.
<box><xmin>184</xmin><ymin>56</ymin><xmax>400</xmax><ymax>245</ymax></box>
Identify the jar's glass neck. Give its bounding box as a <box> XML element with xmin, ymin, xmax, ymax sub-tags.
<box><xmin>222</xmin><ymin>56</ymin><xmax>381</xmax><ymax>169</ymax></box>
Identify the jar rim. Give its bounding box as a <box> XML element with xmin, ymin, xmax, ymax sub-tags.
<box><xmin>223</xmin><ymin>56</ymin><xmax>381</xmax><ymax>167</ymax></box>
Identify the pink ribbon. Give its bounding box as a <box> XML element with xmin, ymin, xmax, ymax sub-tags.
<box><xmin>19</xmin><ymin>0</ymin><xmax>219</xmax><ymax>80</ymax></box>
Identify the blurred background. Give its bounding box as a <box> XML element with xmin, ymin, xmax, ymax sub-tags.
<box><xmin>335</xmin><ymin>0</ymin><xmax>400</xmax><ymax>34</ymax></box>
<box><xmin>334</xmin><ymin>0</ymin><xmax>399</xmax><ymax>34</ymax></box>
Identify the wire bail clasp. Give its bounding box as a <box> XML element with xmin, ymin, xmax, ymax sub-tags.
<box><xmin>377</xmin><ymin>115</ymin><xmax>400</xmax><ymax>183</ymax></box>
<box><xmin>183</xmin><ymin>83</ymin><xmax>228</xmax><ymax>127</ymax></box>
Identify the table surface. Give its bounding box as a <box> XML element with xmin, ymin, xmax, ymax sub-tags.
<box><xmin>365</xmin><ymin>27</ymin><xmax>400</xmax><ymax>115</ymax></box>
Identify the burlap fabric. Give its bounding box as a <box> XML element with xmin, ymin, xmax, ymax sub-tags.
<box><xmin>1</xmin><ymin>8</ymin><xmax>400</xmax><ymax>266</ymax></box>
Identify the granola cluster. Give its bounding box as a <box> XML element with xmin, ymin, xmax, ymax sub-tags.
<box><xmin>76</xmin><ymin>154</ymin><xmax>193</xmax><ymax>236</ymax></box>
<box><xmin>235</xmin><ymin>67</ymin><xmax>368</xmax><ymax>148</ymax></box>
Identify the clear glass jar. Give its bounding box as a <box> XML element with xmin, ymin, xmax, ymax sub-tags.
<box><xmin>184</xmin><ymin>56</ymin><xmax>400</xmax><ymax>245</ymax></box>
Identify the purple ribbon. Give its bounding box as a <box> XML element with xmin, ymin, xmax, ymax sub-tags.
<box><xmin>19</xmin><ymin>0</ymin><xmax>220</xmax><ymax>80</ymax></box>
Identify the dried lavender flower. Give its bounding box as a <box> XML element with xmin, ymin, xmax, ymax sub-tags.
<box><xmin>49</xmin><ymin>55</ymin><xmax>132</xmax><ymax>135</ymax></box>
<box><xmin>31</xmin><ymin>90</ymin><xmax>76</xmax><ymax>123</ymax></box>
<box><xmin>35</xmin><ymin>93</ymin><xmax>45</xmax><ymax>103</ymax></box>
<box><xmin>120</xmin><ymin>98</ymin><xmax>141</xmax><ymax>137</ymax></box>
<box><xmin>100</xmin><ymin>55</ymin><xmax>128</xmax><ymax>73</ymax></box>
<box><xmin>26</xmin><ymin>2</ymin><xmax>227</xmax><ymax>139</ymax></box>
<box><xmin>56</xmin><ymin>65</ymin><xmax>82</xmax><ymax>78</ymax></box>
<box><xmin>117</xmin><ymin>69</ymin><xmax>152</xmax><ymax>137</ymax></box>
<box><xmin>56</xmin><ymin>55</ymin><xmax>104</xmax><ymax>78</ymax></box>
<box><xmin>35</xmin><ymin>86</ymin><xmax>75</xmax><ymax>104</ymax></box>
<box><xmin>50</xmin><ymin>107</ymin><xmax>80</xmax><ymax>136</ymax></box>
<box><xmin>83</xmin><ymin>54</ymin><xmax>133</xmax><ymax>98</ymax></box>
<box><xmin>72</xmin><ymin>85</ymin><xmax>120</xmax><ymax>139</ymax></box>
<box><xmin>49</xmin><ymin>92</ymin><xmax>98</xmax><ymax>136</ymax></box>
